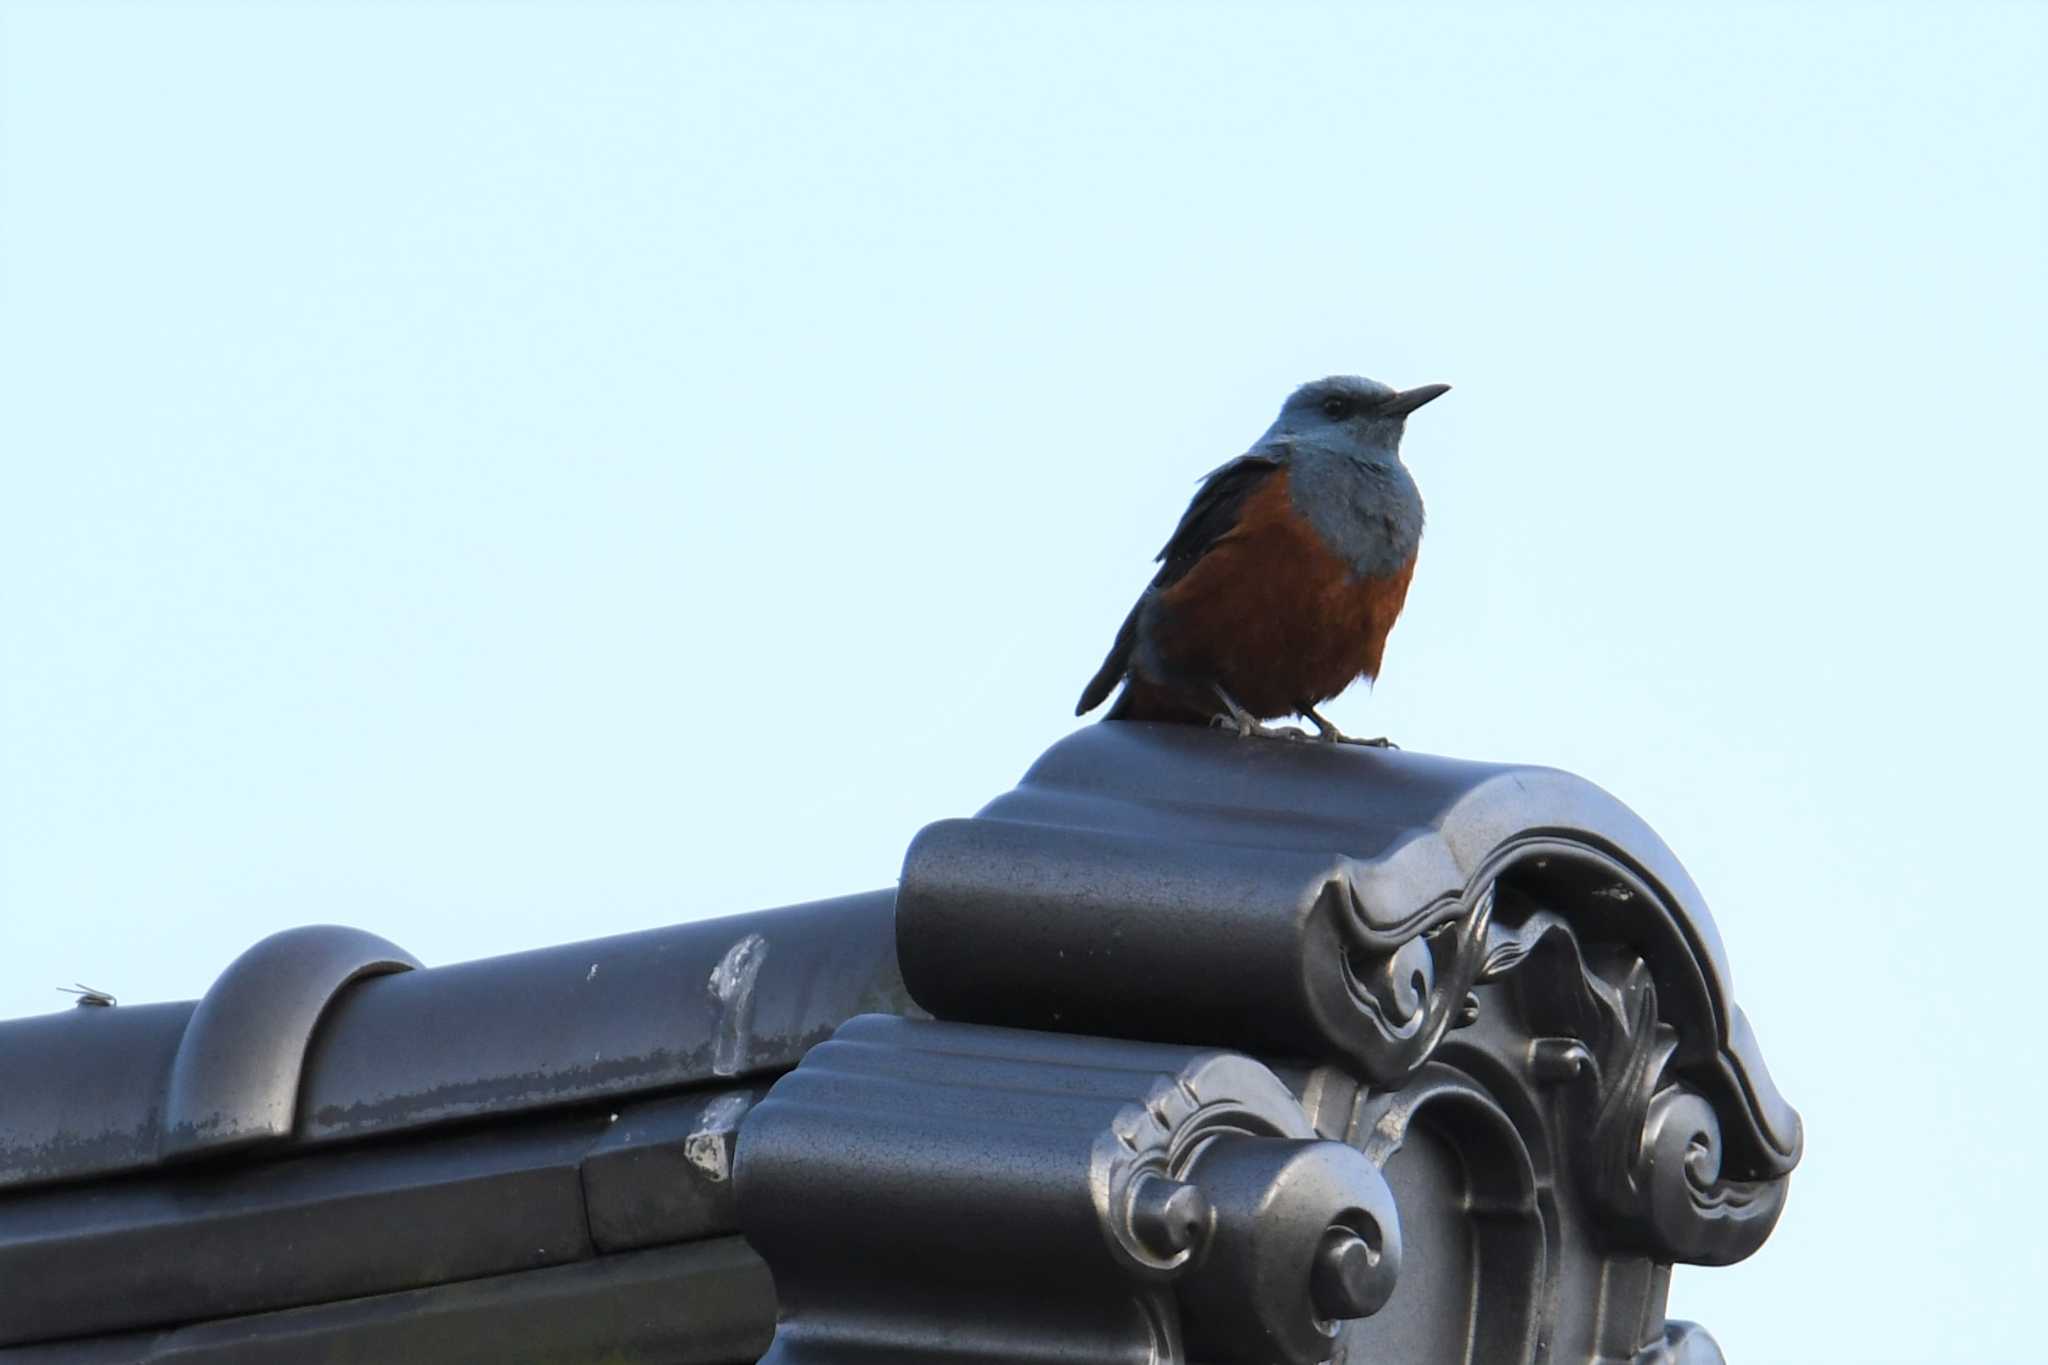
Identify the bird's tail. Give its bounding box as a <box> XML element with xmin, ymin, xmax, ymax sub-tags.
<box><xmin>1075</xmin><ymin>599</ymin><xmax>1142</xmax><ymax>716</ymax></box>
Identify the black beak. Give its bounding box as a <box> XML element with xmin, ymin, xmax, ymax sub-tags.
<box><xmin>1381</xmin><ymin>382</ymin><xmax>1451</xmax><ymax>417</ymax></box>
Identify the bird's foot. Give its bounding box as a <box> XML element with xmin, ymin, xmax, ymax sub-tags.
<box><xmin>1208</xmin><ymin>712</ymin><xmax>1303</xmax><ymax>741</ymax></box>
<box><xmin>1300</xmin><ymin>705</ymin><xmax>1399</xmax><ymax>749</ymax></box>
<box><xmin>1207</xmin><ymin>685</ymin><xmax>1307</xmax><ymax>740</ymax></box>
<box><xmin>1210</xmin><ymin>685</ymin><xmax>1257</xmax><ymax>737</ymax></box>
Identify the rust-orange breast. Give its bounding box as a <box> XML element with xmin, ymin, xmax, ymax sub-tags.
<box><xmin>1150</xmin><ymin>468</ymin><xmax>1416</xmax><ymax>718</ymax></box>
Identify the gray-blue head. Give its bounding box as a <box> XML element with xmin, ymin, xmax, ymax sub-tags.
<box><xmin>1260</xmin><ymin>374</ymin><xmax>1451</xmax><ymax>460</ymax></box>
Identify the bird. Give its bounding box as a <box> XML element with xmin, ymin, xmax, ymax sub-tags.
<box><xmin>1075</xmin><ymin>374</ymin><xmax>1449</xmax><ymax>744</ymax></box>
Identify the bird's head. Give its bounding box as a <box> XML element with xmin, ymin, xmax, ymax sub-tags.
<box><xmin>1263</xmin><ymin>374</ymin><xmax>1450</xmax><ymax>460</ymax></box>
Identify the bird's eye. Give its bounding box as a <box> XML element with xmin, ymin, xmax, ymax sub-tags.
<box><xmin>1320</xmin><ymin>396</ymin><xmax>1354</xmax><ymax>419</ymax></box>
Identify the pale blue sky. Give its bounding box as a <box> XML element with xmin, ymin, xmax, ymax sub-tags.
<box><xmin>3</xmin><ymin>2</ymin><xmax>2043</xmax><ymax>1358</ymax></box>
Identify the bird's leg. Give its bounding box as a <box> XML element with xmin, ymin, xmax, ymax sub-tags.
<box><xmin>1301</xmin><ymin>704</ymin><xmax>1398</xmax><ymax>749</ymax></box>
<box><xmin>1300</xmin><ymin>705</ymin><xmax>1351</xmax><ymax>742</ymax></box>
<box><xmin>1209</xmin><ymin>685</ymin><xmax>1301</xmax><ymax>740</ymax></box>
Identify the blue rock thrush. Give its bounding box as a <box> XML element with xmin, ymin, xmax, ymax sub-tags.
<box><xmin>1075</xmin><ymin>374</ymin><xmax>1449</xmax><ymax>743</ymax></box>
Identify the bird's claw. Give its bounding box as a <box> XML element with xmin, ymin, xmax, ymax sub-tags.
<box><xmin>1298</xmin><ymin>706</ymin><xmax>1397</xmax><ymax>749</ymax></box>
<box><xmin>1208</xmin><ymin>712</ymin><xmax>1303</xmax><ymax>741</ymax></box>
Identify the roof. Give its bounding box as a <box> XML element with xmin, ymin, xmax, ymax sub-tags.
<box><xmin>0</xmin><ymin>891</ymin><xmax>909</xmax><ymax>1193</ymax></box>
<box><xmin>0</xmin><ymin>720</ymin><xmax>1802</xmax><ymax>1361</ymax></box>
<box><xmin>898</xmin><ymin>722</ymin><xmax>1799</xmax><ymax>1179</ymax></box>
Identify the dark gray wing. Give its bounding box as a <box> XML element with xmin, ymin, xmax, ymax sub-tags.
<box><xmin>1151</xmin><ymin>450</ymin><xmax>1287</xmax><ymax>589</ymax></box>
<box><xmin>1074</xmin><ymin>449</ymin><xmax>1286</xmax><ymax>715</ymax></box>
